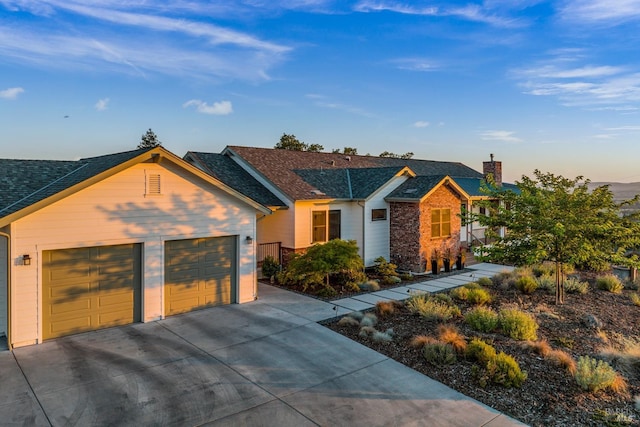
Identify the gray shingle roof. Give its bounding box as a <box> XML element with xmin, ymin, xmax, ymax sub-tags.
<box><xmin>184</xmin><ymin>152</ymin><xmax>286</xmax><ymax>207</ymax></box>
<box><xmin>293</xmin><ymin>166</ymin><xmax>406</xmax><ymax>199</ymax></box>
<box><xmin>454</xmin><ymin>177</ymin><xmax>519</xmax><ymax>197</ymax></box>
<box><xmin>385</xmin><ymin>175</ymin><xmax>447</xmax><ymax>200</ymax></box>
<box><xmin>225</xmin><ymin>146</ymin><xmax>483</xmax><ymax>201</ymax></box>
<box><xmin>0</xmin><ymin>148</ymin><xmax>152</xmax><ymax>219</ymax></box>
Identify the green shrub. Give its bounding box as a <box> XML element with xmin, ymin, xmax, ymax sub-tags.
<box><xmin>536</xmin><ymin>274</ymin><xmax>556</xmax><ymax>294</ymax></box>
<box><xmin>464</xmin><ymin>282</ymin><xmax>482</xmax><ymax>290</ymax></box>
<box><xmin>372</xmin><ymin>330</ymin><xmax>394</xmax><ymax>342</ymax></box>
<box><xmin>433</xmin><ymin>293</ymin><xmax>455</xmax><ymax>306</ymax></box>
<box><xmin>465</xmin><ymin>338</ymin><xmax>497</xmax><ymax>364</ymax></box>
<box><xmin>532</xmin><ymin>263</ymin><xmax>555</xmax><ymax>277</ymax></box>
<box><xmin>465</xmin><ymin>306</ymin><xmax>499</xmax><ymax>333</ymax></box>
<box><xmin>574</xmin><ymin>356</ymin><xmax>618</xmax><ymax>392</ymax></box>
<box><xmin>450</xmin><ymin>286</ymin><xmax>469</xmax><ymax>301</ymax></box>
<box><xmin>360</xmin><ymin>312</ymin><xmax>378</xmax><ymax>327</ymax></box>
<box><xmin>405</xmin><ymin>295</ymin><xmax>461</xmax><ymax>321</ymax></box>
<box><xmin>596</xmin><ymin>274</ymin><xmax>624</xmax><ymax>294</ymax></box>
<box><xmin>467</xmin><ymin>288</ymin><xmax>492</xmax><ymax>305</ymax></box>
<box><xmin>486</xmin><ymin>352</ymin><xmax>527</xmax><ymax>388</ymax></box>
<box><xmin>423</xmin><ymin>342</ymin><xmax>457</xmax><ymax>365</ymax></box>
<box><xmin>630</xmin><ymin>293</ymin><xmax>640</xmax><ymax>307</ymax></box>
<box><xmin>476</xmin><ymin>277</ymin><xmax>493</xmax><ymax>287</ymax></box>
<box><xmin>515</xmin><ymin>276</ymin><xmax>538</xmax><ymax>294</ymax></box>
<box><xmin>359</xmin><ymin>280</ymin><xmax>380</xmax><ymax>292</ymax></box>
<box><xmin>625</xmin><ymin>278</ymin><xmax>640</xmax><ymax>291</ymax></box>
<box><xmin>262</xmin><ymin>255</ymin><xmax>280</xmax><ymax>279</ymax></box>
<box><xmin>399</xmin><ymin>273</ymin><xmax>413</xmax><ymax>281</ymax></box>
<box><xmin>565</xmin><ymin>277</ymin><xmax>589</xmax><ymax>294</ymax></box>
<box><xmin>373</xmin><ymin>256</ymin><xmax>399</xmax><ymax>278</ymax></box>
<box><xmin>381</xmin><ymin>275</ymin><xmax>402</xmax><ymax>285</ymax></box>
<box><xmin>498</xmin><ymin>309</ymin><xmax>538</xmax><ymax>341</ymax></box>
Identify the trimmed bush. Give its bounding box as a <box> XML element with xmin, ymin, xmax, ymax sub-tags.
<box><xmin>406</xmin><ymin>295</ymin><xmax>461</xmax><ymax>321</ymax></box>
<box><xmin>360</xmin><ymin>312</ymin><xmax>378</xmax><ymax>327</ymax></box>
<box><xmin>596</xmin><ymin>274</ymin><xmax>624</xmax><ymax>294</ymax></box>
<box><xmin>565</xmin><ymin>277</ymin><xmax>589</xmax><ymax>294</ymax></box>
<box><xmin>359</xmin><ymin>280</ymin><xmax>381</xmax><ymax>292</ymax></box>
<box><xmin>433</xmin><ymin>293</ymin><xmax>455</xmax><ymax>306</ymax></box>
<box><xmin>465</xmin><ymin>306</ymin><xmax>499</xmax><ymax>333</ymax></box>
<box><xmin>450</xmin><ymin>286</ymin><xmax>469</xmax><ymax>301</ymax></box>
<box><xmin>467</xmin><ymin>288</ymin><xmax>492</xmax><ymax>305</ymax></box>
<box><xmin>574</xmin><ymin>356</ymin><xmax>619</xmax><ymax>393</ymax></box>
<box><xmin>381</xmin><ymin>275</ymin><xmax>402</xmax><ymax>285</ymax></box>
<box><xmin>515</xmin><ymin>276</ymin><xmax>538</xmax><ymax>294</ymax></box>
<box><xmin>399</xmin><ymin>273</ymin><xmax>413</xmax><ymax>281</ymax></box>
<box><xmin>372</xmin><ymin>330</ymin><xmax>394</xmax><ymax>342</ymax></box>
<box><xmin>261</xmin><ymin>255</ymin><xmax>280</xmax><ymax>279</ymax></box>
<box><xmin>476</xmin><ymin>277</ymin><xmax>493</xmax><ymax>287</ymax></box>
<box><xmin>465</xmin><ymin>338</ymin><xmax>497</xmax><ymax>364</ymax></box>
<box><xmin>423</xmin><ymin>342</ymin><xmax>457</xmax><ymax>365</ymax></box>
<box><xmin>498</xmin><ymin>309</ymin><xmax>538</xmax><ymax>341</ymax></box>
<box><xmin>486</xmin><ymin>352</ymin><xmax>527</xmax><ymax>388</ymax></box>
<box><xmin>536</xmin><ymin>274</ymin><xmax>556</xmax><ymax>294</ymax></box>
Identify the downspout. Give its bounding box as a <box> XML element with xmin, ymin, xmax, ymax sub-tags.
<box><xmin>0</xmin><ymin>231</ymin><xmax>11</xmax><ymax>350</ymax></box>
<box><xmin>358</xmin><ymin>201</ymin><xmax>365</xmax><ymax>264</ymax></box>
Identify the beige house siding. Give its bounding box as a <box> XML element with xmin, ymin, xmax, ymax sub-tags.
<box><xmin>9</xmin><ymin>162</ymin><xmax>257</xmax><ymax>347</ymax></box>
<box><xmin>0</xmin><ymin>234</ymin><xmax>7</xmax><ymax>337</ymax></box>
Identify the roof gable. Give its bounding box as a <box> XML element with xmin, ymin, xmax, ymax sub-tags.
<box><xmin>225</xmin><ymin>146</ymin><xmax>483</xmax><ymax>201</ymax></box>
<box><xmin>1</xmin><ymin>147</ymin><xmax>270</xmax><ymax>227</ymax></box>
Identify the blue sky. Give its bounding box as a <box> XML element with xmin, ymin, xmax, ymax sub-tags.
<box><xmin>2</xmin><ymin>1</ymin><xmax>640</xmax><ymax>183</ymax></box>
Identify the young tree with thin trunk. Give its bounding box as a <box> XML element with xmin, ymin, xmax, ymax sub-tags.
<box><xmin>471</xmin><ymin>170</ymin><xmax>640</xmax><ymax>304</ymax></box>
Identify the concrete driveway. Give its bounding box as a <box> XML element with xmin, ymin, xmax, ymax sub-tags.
<box><xmin>1</xmin><ymin>278</ymin><xmax>525</xmax><ymax>426</ymax></box>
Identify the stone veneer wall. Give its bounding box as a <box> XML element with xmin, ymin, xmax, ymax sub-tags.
<box><xmin>390</xmin><ymin>183</ymin><xmax>463</xmax><ymax>272</ymax></box>
<box><xmin>389</xmin><ymin>201</ymin><xmax>423</xmax><ymax>272</ymax></box>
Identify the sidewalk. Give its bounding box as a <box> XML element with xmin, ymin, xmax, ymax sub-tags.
<box><xmin>327</xmin><ymin>263</ymin><xmax>514</xmax><ymax>317</ymax></box>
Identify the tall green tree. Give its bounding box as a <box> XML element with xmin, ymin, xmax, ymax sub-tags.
<box><xmin>332</xmin><ymin>147</ymin><xmax>358</xmax><ymax>155</ymax></box>
<box><xmin>472</xmin><ymin>170</ymin><xmax>640</xmax><ymax>304</ymax></box>
<box><xmin>138</xmin><ymin>128</ymin><xmax>161</xmax><ymax>149</ymax></box>
<box><xmin>274</xmin><ymin>133</ymin><xmax>324</xmax><ymax>152</ymax></box>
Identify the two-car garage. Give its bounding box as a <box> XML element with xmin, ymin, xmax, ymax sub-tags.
<box><xmin>41</xmin><ymin>236</ymin><xmax>237</xmax><ymax>340</ymax></box>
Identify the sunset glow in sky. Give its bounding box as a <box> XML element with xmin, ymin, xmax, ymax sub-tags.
<box><xmin>2</xmin><ymin>1</ymin><xmax>640</xmax><ymax>183</ymax></box>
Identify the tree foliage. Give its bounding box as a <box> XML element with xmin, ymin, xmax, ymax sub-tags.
<box><xmin>138</xmin><ymin>128</ymin><xmax>162</xmax><ymax>149</ymax></box>
<box><xmin>279</xmin><ymin>239</ymin><xmax>365</xmax><ymax>293</ymax></box>
<box><xmin>332</xmin><ymin>147</ymin><xmax>359</xmax><ymax>155</ymax></box>
<box><xmin>379</xmin><ymin>151</ymin><xmax>414</xmax><ymax>159</ymax></box>
<box><xmin>472</xmin><ymin>170</ymin><xmax>640</xmax><ymax>304</ymax></box>
<box><xmin>274</xmin><ymin>133</ymin><xmax>324</xmax><ymax>152</ymax></box>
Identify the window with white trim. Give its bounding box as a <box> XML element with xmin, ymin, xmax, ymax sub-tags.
<box><xmin>371</xmin><ymin>208</ymin><xmax>387</xmax><ymax>221</ymax></box>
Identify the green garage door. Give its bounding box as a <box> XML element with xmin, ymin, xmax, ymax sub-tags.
<box><xmin>164</xmin><ymin>236</ymin><xmax>236</xmax><ymax>316</ymax></box>
<box><xmin>42</xmin><ymin>244</ymin><xmax>142</xmax><ymax>340</ymax></box>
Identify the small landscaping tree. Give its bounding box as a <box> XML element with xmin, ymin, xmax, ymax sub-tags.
<box><xmin>471</xmin><ymin>170</ymin><xmax>640</xmax><ymax>304</ymax></box>
<box><xmin>279</xmin><ymin>239</ymin><xmax>365</xmax><ymax>295</ymax></box>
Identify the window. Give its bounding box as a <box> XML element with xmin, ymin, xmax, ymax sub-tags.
<box><xmin>431</xmin><ymin>208</ymin><xmax>451</xmax><ymax>238</ymax></box>
<box><xmin>479</xmin><ymin>206</ymin><xmax>487</xmax><ymax>215</ymax></box>
<box><xmin>312</xmin><ymin>210</ymin><xmax>341</xmax><ymax>243</ymax></box>
<box><xmin>312</xmin><ymin>211</ymin><xmax>327</xmax><ymax>243</ymax></box>
<box><xmin>371</xmin><ymin>208</ymin><xmax>387</xmax><ymax>221</ymax></box>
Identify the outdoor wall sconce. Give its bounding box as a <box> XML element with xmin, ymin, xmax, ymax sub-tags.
<box><xmin>245</xmin><ymin>236</ymin><xmax>253</xmax><ymax>244</ymax></box>
<box><xmin>22</xmin><ymin>254</ymin><xmax>31</xmax><ymax>266</ymax></box>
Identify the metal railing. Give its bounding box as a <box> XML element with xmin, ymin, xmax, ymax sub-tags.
<box><xmin>257</xmin><ymin>242</ymin><xmax>281</xmax><ymax>265</ymax></box>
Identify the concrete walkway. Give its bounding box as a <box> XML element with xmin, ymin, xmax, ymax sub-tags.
<box><xmin>0</xmin><ymin>263</ymin><xmax>523</xmax><ymax>426</ymax></box>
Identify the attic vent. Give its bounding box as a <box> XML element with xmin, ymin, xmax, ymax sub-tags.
<box><xmin>310</xmin><ymin>189</ymin><xmax>326</xmax><ymax>196</ymax></box>
<box><xmin>404</xmin><ymin>188</ymin><xmax>418</xmax><ymax>194</ymax></box>
<box><xmin>146</xmin><ymin>173</ymin><xmax>161</xmax><ymax>196</ymax></box>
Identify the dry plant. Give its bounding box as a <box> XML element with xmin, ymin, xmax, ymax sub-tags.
<box><xmin>437</xmin><ymin>324</ymin><xmax>467</xmax><ymax>353</ymax></box>
<box><xmin>410</xmin><ymin>335</ymin><xmax>437</xmax><ymax>348</ymax></box>
<box><xmin>522</xmin><ymin>340</ymin><xmax>552</xmax><ymax>357</ymax></box>
<box><xmin>547</xmin><ymin>349</ymin><xmax>577</xmax><ymax>375</ymax></box>
<box><xmin>375</xmin><ymin>300</ymin><xmax>396</xmax><ymax>317</ymax></box>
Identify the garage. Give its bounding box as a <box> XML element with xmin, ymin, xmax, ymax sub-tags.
<box><xmin>42</xmin><ymin>243</ymin><xmax>142</xmax><ymax>340</ymax></box>
<box><xmin>164</xmin><ymin>236</ymin><xmax>236</xmax><ymax>316</ymax></box>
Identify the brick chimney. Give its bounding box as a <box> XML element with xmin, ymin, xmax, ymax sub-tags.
<box><xmin>483</xmin><ymin>153</ymin><xmax>502</xmax><ymax>186</ymax></box>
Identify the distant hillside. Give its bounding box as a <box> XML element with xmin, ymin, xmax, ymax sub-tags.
<box><xmin>588</xmin><ymin>182</ymin><xmax>640</xmax><ymax>214</ymax></box>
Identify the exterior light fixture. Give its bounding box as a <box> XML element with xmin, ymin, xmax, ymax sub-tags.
<box><xmin>22</xmin><ymin>254</ymin><xmax>31</xmax><ymax>266</ymax></box>
<box><xmin>245</xmin><ymin>236</ymin><xmax>253</xmax><ymax>244</ymax></box>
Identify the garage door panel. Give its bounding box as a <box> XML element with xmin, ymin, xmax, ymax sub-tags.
<box><xmin>164</xmin><ymin>236</ymin><xmax>236</xmax><ymax>316</ymax></box>
<box><xmin>42</xmin><ymin>243</ymin><xmax>141</xmax><ymax>340</ymax></box>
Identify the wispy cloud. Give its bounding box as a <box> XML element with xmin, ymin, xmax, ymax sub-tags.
<box><xmin>392</xmin><ymin>58</ymin><xmax>439</xmax><ymax>72</ymax></box>
<box><xmin>0</xmin><ymin>1</ymin><xmax>290</xmax><ymax>81</ymax></box>
<box><xmin>480</xmin><ymin>130</ymin><xmax>523</xmax><ymax>143</ymax></box>
<box><xmin>183</xmin><ymin>99</ymin><xmax>233</xmax><ymax>115</ymax></box>
<box><xmin>306</xmin><ymin>93</ymin><xmax>375</xmax><ymax>117</ymax></box>
<box><xmin>0</xmin><ymin>86</ymin><xmax>24</xmax><ymax>99</ymax></box>
<box><xmin>559</xmin><ymin>0</ymin><xmax>640</xmax><ymax>24</ymax></box>
<box><xmin>353</xmin><ymin>1</ymin><xmax>524</xmax><ymax>28</ymax></box>
<box><xmin>413</xmin><ymin>120</ymin><xmax>430</xmax><ymax>128</ymax></box>
<box><xmin>95</xmin><ymin>97</ymin><xmax>109</xmax><ymax>111</ymax></box>
<box><xmin>513</xmin><ymin>51</ymin><xmax>640</xmax><ymax>108</ymax></box>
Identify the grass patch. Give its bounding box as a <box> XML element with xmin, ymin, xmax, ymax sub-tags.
<box><xmin>405</xmin><ymin>294</ymin><xmax>461</xmax><ymax>322</ymax></box>
<box><xmin>596</xmin><ymin>274</ymin><xmax>624</xmax><ymax>294</ymax></box>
